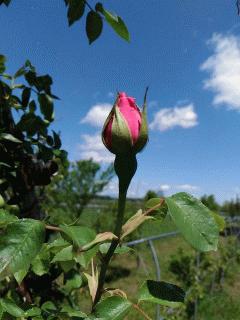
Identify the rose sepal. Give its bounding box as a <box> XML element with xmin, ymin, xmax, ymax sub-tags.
<box><xmin>133</xmin><ymin>88</ymin><xmax>149</xmax><ymax>153</ymax></box>
<box><xmin>102</xmin><ymin>101</ymin><xmax>133</xmax><ymax>155</ymax></box>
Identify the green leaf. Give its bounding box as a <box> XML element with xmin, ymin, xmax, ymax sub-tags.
<box><xmin>165</xmin><ymin>192</ymin><xmax>219</xmax><ymax>251</ymax></box>
<box><xmin>0</xmin><ymin>195</ymin><xmax>4</xmax><ymax>208</ymax></box>
<box><xmin>145</xmin><ymin>197</ymin><xmax>162</xmax><ymax>209</ymax></box>
<box><xmin>14</xmin><ymin>267</ymin><xmax>28</xmax><ymax>284</ymax></box>
<box><xmin>29</xmin><ymin>100</ymin><xmax>37</xmax><ymax>113</ymax></box>
<box><xmin>75</xmin><ymin>245</ymin><xmax>99</xmax><ymax>268</ymax></box>
<box><xmin>47</xmin><ymin>235</ymin><xmax>70</xmax><ymax>253</ymax></box>
<box><xmin>38</xmin><ymin>93</ymin><xmax>54</xmax><ymax>121</ymax></box>
<box><xmin>138</xmin><ymin>280</ymin><xmax>185</xmax><ymax>307</ymax></box>
<box><xmin>1</xmin><ymin>73</ymin><xmax>12</xmax><ymax>80</ymax></box>
<box><xmin>62</xmin><ymin>272</ymin><xmax>82</xmax><ymax>293</ymax></box>
<box><xmin>95</xmin><ymin>2</ymin><xmax>103</xmax><ymax>12</ymax></box>
<box><xmin>41</xmin><ymin>301</ymin><xmax>57</xmax><ymax>313</ymax></box>
<box><xmin>0</xmin><ymin>133</ymin><xmax>22</xmax><ymax>143</ymax></box>
<box><xmin>0</xmin><ymin>304</ymin><xmax>3</xmax><ymax>319</ymax></box>
<box><xmin>60</xmin><ymin>260</ymin><xmax>75</xmax><ymax>272</ymax></box>
<box><xmin>31</xmin><ymin>244</ymin><xmax>51</xmax><ymax>276</ymax></box>
<box><xmin>24</xmin><ymin>71</ymin><xmax>36</xmax><ymax>87</ymax></box>
<box><xmin>0</xmin><ymin>209</ymin><xmax>18</xmax><ymax>227</ymax></box>
<box><xmin>0</xmin><ymin>55</ymin><xmax>6</xmax><ymax>73</ymax></box>
<box><xmin>102</xmin><ymin>9</ymin><xmax>129</xmax><ymax>42</ymax></box>
<box><xmin>14</xmin><ymin>66</ymin><xmax>26</xmax><ymax>78</ymax></box>
<box><xmin>99</xmin><ymin>243</ymin><xmax>131</xmax><ymax>254</ymax></box>
<box><xmin>67</xmin><ymin>0</ymin><xmax>85</xmax><ymax>26</ymax></box>
<box><xmin>61</xmin><ymin>225</ymin><xmax>96</xmax><ymax>247</ymax></box>
<box><xmin>22</xmin><ymin>87</ymin><xmax>31</xmax><ymax>108</ymax></box>
<box><xmin>210</xmin><ymin>212</ymin><xmax>225</xmax><ymax>232</ymax></box>
<box><xmin>52</xmin><ymin>130</ymin><xmax>62</xmax><ymax>148</ymax></box>
<box><xmin>86</xmin><ymin>10</ymin><xmax>103</xmax><ymax>44</ymax></box>
<box><xmin>91</xmin><ymin>296</ymin><xmax>132</xmax><ymax>320</ymax></box>
<box><xmin>0</xmin><ymin>219</ymin><xmax>45</xmax><ymax>276</ymax></box>
<box><xmin>0</xmin><ymin>298</ymin><xmax>24</xmax><ymax>317</ymax></box>
<box><xmin>12</xmin><ymin>83</ymin><xmax>25</xmax><ymax>89</ymax></box>
<box><xmin>52</xmin><ymin>245</ymin><xmax>73</xmax><ymax>262</ymax></box>
<box><xmin>17</xmin><ymin>113</ymin><xmax>47</xmax><ymax>136</ymax></box>
<box><xmin>24</xmin><ymin>59</ymin><xmax>35</xmax><ymax>71</ymax></box>
<box><xmin>61</xmin><ymin>305</ymin><xmax>86</xmax><ymax>317</ymax></box>
<box><xmin>24</xmin><ymin>307</ymin><xmax>42</xmax><ymax>317</ymax></box>
<box><xmin>36</xmin><ymin>74</ymin><xmax>53</xmax><ymax>92</ymax></box>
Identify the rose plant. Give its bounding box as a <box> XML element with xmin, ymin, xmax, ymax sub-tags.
<box><xmin>0</xmin><ymin>56</ymin><xmax>223</xmax><ymax>319</ymax></box>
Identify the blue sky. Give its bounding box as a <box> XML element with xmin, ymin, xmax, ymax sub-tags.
<box><xmin>1</xmin><ymin>0</ymin><xmax>240</xmax><ymax>202</ymax></box>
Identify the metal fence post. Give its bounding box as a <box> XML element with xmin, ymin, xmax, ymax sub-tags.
<box><xmin>148</xmin><ymin>239</ymin><xmax>163</xmax><ymax>320</ymax></box>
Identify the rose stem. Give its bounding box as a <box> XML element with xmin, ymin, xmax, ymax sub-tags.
<box><xmin>92</xmin><ymin>154</ymin><xmax>137</xmax><ymax>308</ymax></box>
<box><xmin>92</xmin><ymin>188</ymin><xmax>127</xmax><ymax>308</ymax></box>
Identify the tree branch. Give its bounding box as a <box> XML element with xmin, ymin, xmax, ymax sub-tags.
<box><xmin>132</xmin><ymin>304</ymin><xmax>153</xmax><ymax>320</ymax></box>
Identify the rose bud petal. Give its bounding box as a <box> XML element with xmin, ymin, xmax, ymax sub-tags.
<box><xmin>102</xmin><ymin>91</ymin><xmax>148</xmax><ymax>155</ymax></box>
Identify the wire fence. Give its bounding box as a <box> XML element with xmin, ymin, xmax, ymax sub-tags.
<box><xmin>126</xmin><ymin>216</ymin><xmax>240</xmax><ymax>320</ymax></box>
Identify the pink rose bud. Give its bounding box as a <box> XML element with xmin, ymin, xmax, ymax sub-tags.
<box><xmin>102</xmin><ymin>91</ymin><xmax>148</xmax><ymax>155</ymax></box>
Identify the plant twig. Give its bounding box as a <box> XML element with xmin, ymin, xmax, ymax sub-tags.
<box><xmin>132</xmin><ymin>304</ymin><xmax>153</xmax><ymax>320</ymax></box>
<box><xmin>45</xmin><ymin>224</ymin><xmax>62</xmax><ymax>232</ymax></box>
<box><xmin>17</xmin><ymin>281</ymin><xmax>32</xmax><ymax>304</ymax></box>
<box><xmin>83</xmin><ymin>0</ymin><xmax>94</xmax><ymax>11</ymax></box>
<box><xmin>144</xmin><ymin>198</ymin><xmax>165</xmax><ymax>216</ymax></box>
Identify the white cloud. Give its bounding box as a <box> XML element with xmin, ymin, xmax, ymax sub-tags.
<box><xmin>160</xmin><ymin>184</ymin><xmax>171</xmax><ymax>191</ymax></box>
<box><xmin>150</xmin><ymin>104</ymin><xmax>198</xmax><ymax>131</ymax></box>
<box><xmin>159</xmin><ymin>184</ymin><xmax>199</xmax><ymax>193</ymax></box>
<box><xmin>81</xmin><ymin>103</ymin><xmax>112</xmax><ymax>127</ymax></box>
<box><xmin>175</xmin><ymin>184</ymin><xmax>199</xmax><ymax>191</ymax></box>
<box><xmin>76</xmin><ymin>133</ymin><xmax>114</xmax><ymax>163</ymax></box>
<box><xmin>201</xmin><ymin>33</ymin><xmax>240</xmax><ymax>110</ymax></box>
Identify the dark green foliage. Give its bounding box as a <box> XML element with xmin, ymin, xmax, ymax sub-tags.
<box><xmin>222</xmin><ymin>195</ymin><xmax>240</xmax><ymax>217</ymax></box>
<box><xmin>67</xmin><ymin>0</ymin><xmax>85</xmax><ymax>26</ymax></box>
<box><xmin>0</xmin><ymin>56</ymin><xmax>66</xmax><ymax>219</ymax></box>
<box><xmin>86</xmin><ymin>10</ymin><xmax>103</xmax><ymax>44</ymax></box>
<box><xmin>139</xmin><ymin>280</ymin><xmax>185</xmax><ymax>307</ymax></box>
<box><xmin>0</xmin><ymin>54</ymin><xmax>6</xmax><ymax>72</ymax></box>
<box><xmin>0</xmin><ymin>1</ymin><xmax>130</xmax><ymax>44</ymax></box>
<box><xmin>200</xmin><ymin>194</ymin><xmax>219</xmax><ymax>212</ymax></box>
<box><xmin>144</xmin><ymin>190</ymin><xmax>158</xmax><ymax>201</ymax></box>
<box><xmin>0</xmin><ymin>0</ymin><xmax>11</xmax><ymax>7</ymax></box>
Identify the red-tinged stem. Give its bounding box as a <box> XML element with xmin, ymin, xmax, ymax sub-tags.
<box><xmin>132</xmin><ymin>304</ymin><xmax>153</xmax><ymax>320</ymax></box>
